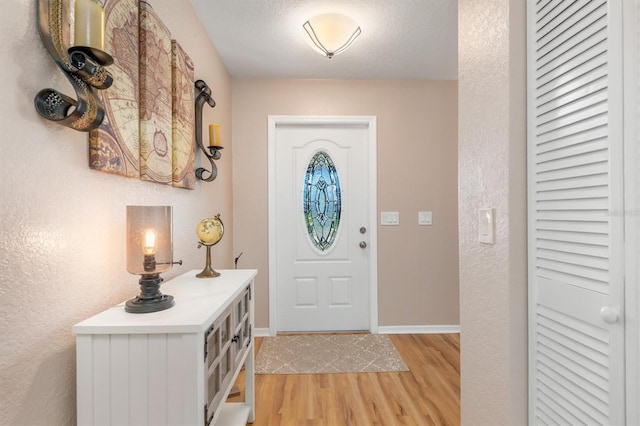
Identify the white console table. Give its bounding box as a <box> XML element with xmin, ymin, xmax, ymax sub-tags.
<box><xmin>73</xmin><ymin>269</ymin><xmax>257</xmax><ymax>426</ymax></box>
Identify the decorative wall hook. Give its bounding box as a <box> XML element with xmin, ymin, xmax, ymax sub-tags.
<box><xmin>194</xmin><ymin>79</ymin><xmax>221</xmax><ymax>182</ymax></box>
<box><xmin>34</xmin><ymin>0</ymin><xmax>113</xmax><ymax>132</ymax></box>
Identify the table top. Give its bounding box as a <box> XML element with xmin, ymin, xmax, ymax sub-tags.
<box><xmin>72</xmin><ymin>269</ymin><xmax>257</xmax><ymax>335</ymax></box>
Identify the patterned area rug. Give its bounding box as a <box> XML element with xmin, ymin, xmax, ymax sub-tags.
<box><xmin>255</xmin><ymin>334</ymin><xmax>409</xmax><ymax>374</ymax></box>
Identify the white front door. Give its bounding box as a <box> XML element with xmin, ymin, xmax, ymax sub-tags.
<box><xmin>268</xmin><ymin>116</ymin><xmax>377</xmax><ymax>333</ymax></box>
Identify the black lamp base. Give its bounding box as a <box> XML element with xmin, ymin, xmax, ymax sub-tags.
<box><xmin>125</xmin><ymin>274</ymin><xmax>174</xmax><ymax>313</ymax></box>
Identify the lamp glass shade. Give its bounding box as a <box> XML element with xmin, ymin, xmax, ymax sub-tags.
<box><xmin>126</xmin><ymin>206</ymin><xmax>173</xmax><ymax>275</ymax></box>
<box><xmin>303</xmin><ymin>13</ymin><xmax>361</xmax><ymax>58</ymax></box>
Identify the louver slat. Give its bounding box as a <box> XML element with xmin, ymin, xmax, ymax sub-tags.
<box><xmin>537</xmin><ymin>86</ymin><xmax>607</xmax><ymax>122</ymax></box>
<box><xmin>536</xmin><ymin>219</ymin><xmax>608</xmax><ymax>234</ymax></box>
<box><xmin>537</xmin><ymin>66</ymin><xmax>607</xmax><ymax>106</ymax></box>
<box><xmin>536</xmin><ymin>185</ymin><xmax>608</xmax><ymax>201</ymax></box>
<box><xmin>537</xmin><ymin>350</ymin><xmax>609</xmax><ymax>396</ymax></box>
<box><xmin>536</xmin><ymin>43</ymin><xmax>607</xmax><ymax>89</ymax></box>
<box><xmin>536</xmin><ymin>112</ymin><xmax>607</xmax><ymax>145</ymax></box>
<box><xmin>536</xmin><ymin>237</ymin><xmax>609</xmax><ymax>258</ymax></box>
<box><xmin>538</xmin><ymin>365</ymin><xmax>608</xmax><ymax>421</ymax></box>
<box><xmin>536</xmin><ymin>172</ymin><xmax>608</xmax><ymax>191</ymax></box>
<box><xmin>536</xmin><ymin>1</ymin><xmax>593</xmax><ymax>44</ymax></box>
<box><xmin>537</xmin><ymin>8</ymin><xmax>607</xmax><ymax>70</ymax></box>
<box><xmin>536</xmin><ymin>387</ymin><xmax>587</xmax><ymax>425</ymax></box>
<box><xmin>538</xmin><ymin>355</ymin><xmax>609</xmax><ymax>417</ymax></box>
<box><xmin>536</xmin><ymin>209</ymin><xmax>608</xmax><ymax>223</ymax></box>
<box><xmin>536</xmin><ymin>162</ymin><xmax>608</xmax><ymax>184</ymax></box>
<box><xmin>537</xmin><ymin>36</ymin><xmax>607</xmax><ymax>85</ymax></box>
<box><xmin>536</xmin><ymin>269</ymin><xmax>608</xmax><ymax>294</ymax></box>
<box><xmin>536</xmin><ymin>0</ymin><xmax>604</xmax><ymax>36</ymax></box>
<box><xmin>536</xmin><ymin>76</ymin><xmax>607</xmax><ymax>118</ymax></box>
<box><xmin>537</xmin><ymin>379</ymin><xmax>604</xmax><ymax>425</ymax></box>
<box><xmin>536</xmin><ymin>139</ymin><xmax>607</xmax><ymax>164</ymax></box>
<box><xmin>536</xmin><ymin>260</ymin><xmax>609</xmax><ymax>288</ymax></box>
<box><xmin>537</xmin><ymin>334</ymin><xmax>609</xmax><ymax>379</ymax></box>
<box><xmin>536</xmin><ymin>228</ymin><xmax>608</xmax><ymax>246</ymax></box>
<box><xmin>536</xmin><ymin>150</ymin><xmax>608</xmax><ymax>172</ymax></box>
<box><xmin>536</xmin><ymin>97</ymin><xmax>607</xmax><ymax>135</ymax></box>
<box><xmin>536</xmin><ymin>198</ymin><xmax>609</xmax><ymax>211</ymax></box>
<box><xmin>536</xmin><ymin>248</ymin><xmax>608</xmax><ymax>270</ymax></box>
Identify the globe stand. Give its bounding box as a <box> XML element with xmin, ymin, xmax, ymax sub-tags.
<box><xmin>196</xmin><ymin>244</ymin><xmax>220</xmax><ymax>278</ymax></box>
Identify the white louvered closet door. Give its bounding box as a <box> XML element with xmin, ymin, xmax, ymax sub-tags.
<box><xmin>527</xmin><ymin>1</ymin><xmax>626</xmax><ymax>425</ymax></box>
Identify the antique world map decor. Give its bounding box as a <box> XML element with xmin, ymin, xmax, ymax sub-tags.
<box><xmin>89</xmin><ymin>0</ymin><xmax>140</xmax><ymax>176</ymax></box>
<box><xmin>139</xmin><ymin>0</ymin><xmax>173</xmax><ymax>184</ymax></box>
<box><xmin>171</xmin><ymin>40</ymin><xmax>195</xmax><ymax>189</ymax></box>
<box><xmin>88</xmin><ymin>0</ymin><xmax>196</xmax><ymax>189</ymax></box>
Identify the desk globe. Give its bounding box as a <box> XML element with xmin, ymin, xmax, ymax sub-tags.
<box><xmin>196</xmin><ymin>214</ymin><xmax>224</xmax><ymax>278</ymax></box>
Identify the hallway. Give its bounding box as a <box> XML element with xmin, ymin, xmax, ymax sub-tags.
<box><xmin>229</xmin><ymin>334</ymin><xmax>460</xmax><ymax>425</ymax></box>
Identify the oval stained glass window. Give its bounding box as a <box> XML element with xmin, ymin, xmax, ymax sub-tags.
<box><xmin>303</xmin><ymin>150</ymin><xmax>341</xmax><ymax>251</ymax></box>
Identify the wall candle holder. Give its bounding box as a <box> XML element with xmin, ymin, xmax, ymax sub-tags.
<box><xmin>194</xmin><ymin>80</ymin><xmax>222</xmax><ymax>182</ymax></box>
<box><xmin>34</xmin><ymin>0</ymin><xmax>113</xmax><ymax>132</ymax></box>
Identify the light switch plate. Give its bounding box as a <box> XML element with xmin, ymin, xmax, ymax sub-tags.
<box><xmin>381</xmin><ymin>211</ymin><xmax>399</xmax><ymax>225</ymax></box>
<box><xmin>418</xmin><ymin>211</ymin><xmax>432</xmax><ymax>225</ymax></box>
<box><xmin>479</xmin><ymin>208</ymin><xmax>495</xmax><ymax>244</ymax></box>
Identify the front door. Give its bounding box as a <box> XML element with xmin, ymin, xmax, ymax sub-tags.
<box><xmin>269</xmin><ymin>116</ymin><xmax>377</xmax><ymax>332</ymax></box>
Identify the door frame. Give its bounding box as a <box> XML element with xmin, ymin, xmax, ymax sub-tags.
<box><xmin>267</xmin><ymin>115</ymin><xmax>378</xmax><ymax>336</ymax></box>
<box><xmin>623</xmin><ymin>1</ymin><xmax>639</xmax><ymax>423</ymax></box>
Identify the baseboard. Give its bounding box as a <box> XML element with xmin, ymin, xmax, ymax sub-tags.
<box><xmin>254</xmin><ymin>327</ymin><xmax>272</xmax><ymax>337</ymax></box>
<box><xmin>255</xmin><ymin>325</ymin><xmax>460</xmax><ymax>336</ymax></box>
<box><xmin>377</xmin><ymin>325</ymin><xmax>460</xmax><ymax>334</ymax></box>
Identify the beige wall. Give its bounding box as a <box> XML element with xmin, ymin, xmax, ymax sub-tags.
<box><xmin>231</xmin><ymin>79</ymin><xmax>459</xmax><ymax>329</ymax></box>
<box><xmin>458</xmin><ymin>0</ymin><xmax>527</xmax><ymax>424</ymax></box>
<box><xmin>0</xmin><ymin>1</ymin><xmax>232</xmax><ymax>424</ymax></box>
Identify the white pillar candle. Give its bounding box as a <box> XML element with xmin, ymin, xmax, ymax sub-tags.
<box><xmin>74</xmin><ymin>0</ymin><xmax>105</xmax><ymax>51</ymax></box>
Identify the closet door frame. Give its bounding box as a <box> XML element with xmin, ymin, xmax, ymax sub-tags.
<box><xmin>623</xmin><ymin>1</ymin><xmax>639</xmax><ymax>424</ymax></box>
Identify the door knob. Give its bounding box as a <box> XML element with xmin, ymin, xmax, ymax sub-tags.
<box><xmin>600</xmin><ymin>306</ymin><xmax>619</xmax><ymax>324</ymax></box>
<box><xmin>359</xmin><ymin>241</ymin><xmax>367</xmax><ymax>249</ymax></box>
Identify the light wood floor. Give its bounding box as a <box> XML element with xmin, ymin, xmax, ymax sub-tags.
<box><xmin>228</xmin><ymin>333</ymin><xmax>460</xmax><ymax>425</ymax></box>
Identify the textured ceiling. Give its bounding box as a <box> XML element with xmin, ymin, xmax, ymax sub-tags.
<box><xmin>188</xmin><ymin>0</ymin><xmax>458</xmax><ymax>80</ymax></box>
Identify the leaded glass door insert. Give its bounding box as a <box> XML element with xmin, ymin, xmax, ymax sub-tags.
<box><xmin>303</xmin><ymin>150</ymin><xmax>341</xmax><ymax>251</ymax></box>
<box><xmin>272</xmin><ymin>117</ymin><xmax>375</xmax><ymax>332</ymax></box>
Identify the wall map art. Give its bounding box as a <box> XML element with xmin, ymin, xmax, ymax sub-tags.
<box><xmin>88</xmin><ymin>0</ymin><xmax>196</xmax><ymax>189</ymax></box>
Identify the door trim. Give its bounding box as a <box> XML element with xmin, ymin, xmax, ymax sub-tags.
<box><xmin>267</xmin><ymin>115</ymin><xmax>378</xmax><ymax>336</ymax></box>
<box><xmin>623</xmin><ymin>1</ymin><xmax>639</xmax><ymax>423</ymax></box>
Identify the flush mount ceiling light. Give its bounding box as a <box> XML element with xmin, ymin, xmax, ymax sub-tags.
<box><xmin>303</xmin><ymin>13</ymin><xmax>362</xmax><ymax>59</ymax></box>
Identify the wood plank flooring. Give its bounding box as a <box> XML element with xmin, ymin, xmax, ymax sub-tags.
<box><xmin>228</xmin><ymin>333</ymin><xmax>460</xmax><ymax>426</ymax></box>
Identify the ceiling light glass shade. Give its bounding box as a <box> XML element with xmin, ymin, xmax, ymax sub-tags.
<box><xmin>303</xmin><ymin>14</ymin><xmax>361</xmax><ymax>58</ymax></box>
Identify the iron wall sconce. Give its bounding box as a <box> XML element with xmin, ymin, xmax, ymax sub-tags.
<box><xmin>194</xmin><ymin>80</ymin><xmax>222</xmax><ymax>182</ymax></box>
<box><xmin>34</xmin><ymin>0</ymin><xmax>113</xmax><ymax>132</ymax></box>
